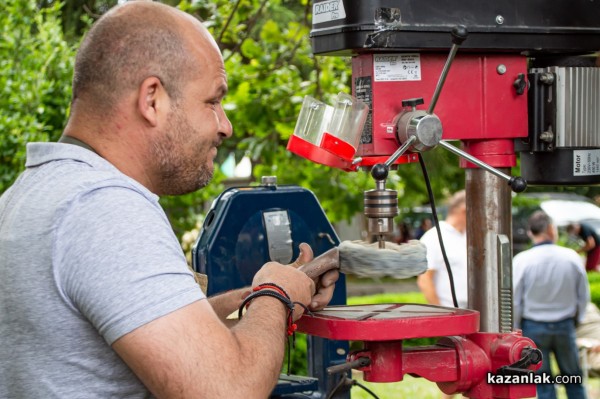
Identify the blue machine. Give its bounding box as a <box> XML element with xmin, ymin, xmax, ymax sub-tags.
<box><xmin>192</xmin><ymin>177</ymin><xmax>350</xmax><ymax>398</ymax></box>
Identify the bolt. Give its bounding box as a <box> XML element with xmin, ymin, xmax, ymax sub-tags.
<box><xmin>496</xmin><ymin>15</ymin><xmax>504</xmax><ymax>25</ymax></box>
<box><xmin>497</xmin><ymin>64</ymin><xmax>507</xmax><ymax>75</ymax></box>
<box><xmin>540</xmin><ymin>129</ymin><xmax>554</xmax><ymax>143</ymax></box>
<box><xmin>540</xmin><ymin>73</ymin><xmax>555</xmax><ymax>85</ymax></box>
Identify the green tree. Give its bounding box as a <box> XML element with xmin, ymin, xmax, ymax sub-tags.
<box><xmin>0</xmin><ymin>0</ymin><xmax>76</xmax><ymax>192</ymax></box>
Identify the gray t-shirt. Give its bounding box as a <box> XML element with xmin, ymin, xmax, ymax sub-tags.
<box><xmin>0</xmin><ymin>143</ymin><xmax>205</xmax><ymax>398</ymax></box>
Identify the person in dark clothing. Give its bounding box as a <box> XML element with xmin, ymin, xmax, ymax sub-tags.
<box><xmin>567</xmin><ymin>222</ymin><xmax>600</xmax><ymax>272</ymax></box>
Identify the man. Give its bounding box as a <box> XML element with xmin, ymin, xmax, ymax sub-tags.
<box><xmin>0</xmin><ymin>2</ymin><xmax>338</xmax><ymax>398</ymax></box>
<box><xmin>417</xmin><ymin>190</ymin><xmax>468</xmax><ymax>308</ymax></box>
<box><xmin>513</xmin><ymin>211</ymin><xmax>590</xmax><ymax>399</ymax></box>
<box><xmin>567</xmin><ymin>222</ymin><xmax>600</xmax><ymax>271</ymax></box>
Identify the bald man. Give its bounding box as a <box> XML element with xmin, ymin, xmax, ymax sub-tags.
<box><xmin>0</xmin><ymin>2</ymin><xmax>338</xmax><ymax>398</ymax></box>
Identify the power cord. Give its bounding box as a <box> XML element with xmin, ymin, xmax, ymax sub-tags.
<box><xmin>417</xmin><ymin>153</ymin><xmax>459</xmax><ymax>308</ymax></box>
<box><xmin>325</xmin><ymin>376</ymin><xmax>380</xmax><ymax>399</ymax></box>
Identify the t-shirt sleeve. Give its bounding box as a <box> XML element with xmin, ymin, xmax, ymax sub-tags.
<box><xmin>53</xmin><ymin>185</ymin><xmax>205</xmax><ymax>345</ymax></box>
<box><xmin>420</xmin><ymin>230</ymin><xmax>443</xmax><ymax>272</ymax></box>
<box><xmin>580</xmin><ymin>224</ymin><xmax>593</xmax><ymax>240</ymax></box>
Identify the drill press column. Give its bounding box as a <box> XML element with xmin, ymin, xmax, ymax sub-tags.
<box><xmin>466</xmin><ymin>167</ymin><xmax>513</xmax><ymax>333</ymax></box>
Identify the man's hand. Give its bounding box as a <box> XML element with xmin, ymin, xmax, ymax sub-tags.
<box><xmin>291</xmin><ymin>243</ymin><xmax>340</xmax><ymax>311</ymax></box>
<box><xmin>252</xmin><ymin>257</ymin><xmax>315</xmax><ymax>321</ymax></box>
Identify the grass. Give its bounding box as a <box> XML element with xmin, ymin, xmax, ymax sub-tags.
<box><xmin>349</xmin><ymin>374</ymin><xmax>600</xmax><ymax>399</ymax></box>
<box><xmin>349</xmin><ymin>374</ymin><xmax>443</xmax><ymax>399</ymax></box>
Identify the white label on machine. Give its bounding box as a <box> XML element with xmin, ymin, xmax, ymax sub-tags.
<box><xmin>263</xmin><ymin>210</ymin><xmax>293</xmax><ymax>264</ymax></box>
<box><xmin>573</xmin><ymin>149</ymin><xmax>600</xmax><ymax>176</ymax></box>
<box><xmin>313</xmin><ymin>0</ymin><xmax>346</xmax><ymax>24</ymax></box>
<box><xmin>373</xmin><ymin>53</ymin><xmax>421</xmax><ymax>82</ymax></box>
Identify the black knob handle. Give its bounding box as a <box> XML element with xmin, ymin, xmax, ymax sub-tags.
<box><xmin>509</xmin><ymin>176</ymin><xmax>527</xmax><ymax>193</ymax></box>
<box><xmin>402</xmin><ymin>98</ymin><xmax>425</xmax><ymax>108</ymax></box>
<box><xmin>371</xmin><ymin>163</ymin><xmax>389</xmax><ymax>181</ymax></box>
<box><xmin>451</xmin><ymin>25</ymin><xmax>468</xmax><ymax>45</ymax></box>
<box><xmin>513</xmin><ymin>73</ymin><xmax>527</xmax><ymax>95</ymax></box>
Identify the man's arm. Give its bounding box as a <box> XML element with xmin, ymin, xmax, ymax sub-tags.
<box><xmin>575</xmin><ymin>266</ymin><xmax>591</xmax><ymax>326</ymax></box>
<box><xmin>113</xmin><ymin>262</ymin><xmax>315</xmax><ymax>399</ymax></box>
<box><xmin>208</xmin><ymin>288</ymin><xmax>250</xmax><ymax>320</ymax></box>
<box><xmin>417</xmin><ymin>270</ymin><xmax>440</xmax><ymax>305</ymax></box>
<box><xmin>582</xmin><ymin>235</ymin><xmax>597</xmax><ymax>252</ymax></box>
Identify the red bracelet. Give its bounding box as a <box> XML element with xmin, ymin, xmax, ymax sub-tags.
<box><xmin>253</xmin><ymin>284</ymin><xmax>289</xmax><ymax>299</ymax></box>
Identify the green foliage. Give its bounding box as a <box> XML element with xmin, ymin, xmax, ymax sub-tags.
<box><xmin>0</xmin><ymin>0</ymin><xmax>76</xmax><ymax>192</ymax></box>
<box><xmin>588</xmin><ymin>272</ymin><xmax>600</xmax><ymax>309</ymax></box>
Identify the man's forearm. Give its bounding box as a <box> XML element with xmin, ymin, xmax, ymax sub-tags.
<box><xmin>417</xmin><ymin>272</ymin><xmax>440</xmax><ymax>305</ymax></box>
<box><xmin>208</xmin><ymin>287</ymin><xmax>250</xmax><ymax>320</ymax></box>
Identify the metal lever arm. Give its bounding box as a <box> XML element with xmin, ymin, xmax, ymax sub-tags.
<box><xmin>439</xmin><ymin>141</ymin><xmax>527</xmax><ymax>192</ymax></box>
<box><xmin>427</xmin><ymin>25</ymin><xmax>468</xmax><ymax>115</ymax></box>
<box><xmin>385</xmin><ymin>135</ymin><xmax>417</xmax><ymax>167</ymax></box>
<box><xmin>327</xmin><ymin>356</ymin><xmax>371</xmax><ymax>375</ymax></box>
<box><xmin>496</xmin><ymin>346</ymin><xmax>542</xmax><ymax>376</ymax></box>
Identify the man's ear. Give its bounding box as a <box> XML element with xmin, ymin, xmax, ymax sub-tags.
<box><xmin>137</xmin><ymin>76</ymin><xmax>166</xmax><ymax>127</ymax></box>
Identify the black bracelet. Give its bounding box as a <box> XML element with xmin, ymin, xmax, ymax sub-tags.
<box><xmin>238</xmin><ymin>289</ymin><xmax>294</xmax><ymax>321</ymax></box>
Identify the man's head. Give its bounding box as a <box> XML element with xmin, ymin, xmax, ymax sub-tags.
<box><xmin>527</xmin><ymin>210</ymin><xmax>557</xmax><ymax>243</ymax></box>
<box><xmin>445</xmin><ymin>190</ymin><xmax>467</xmax><ymax>232</ymax></box>
<box><xmin>567</xmin><ymin>223</ymin><xmax>581</xmax><ymax>236</ymax></box>
<box><xmin>69</xmin><ymin>1</ymin><xmax>233</xmax><ymax>195</ymax></box>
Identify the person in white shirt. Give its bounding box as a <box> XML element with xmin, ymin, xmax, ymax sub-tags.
<box><xmin>417</xmin><ymin>190</ymin><xmax>468</xmax><ymax>308</ymax></box>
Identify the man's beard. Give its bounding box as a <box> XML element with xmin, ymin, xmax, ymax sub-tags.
<box><xmin>150</xmin><ymin>109</ymin><xmax>215</xmax><ymax>196</ymax></box>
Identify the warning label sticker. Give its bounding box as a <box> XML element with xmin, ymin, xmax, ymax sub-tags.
<box><xmin>313</xmin><ymin>0</ymin><xmax>346</xmax><ymax>24</ymax></box>
<box><xmin>573</xmin><ymin>149</ymin><xmax>600</xmax><ymax>176</ymax></box>
<box><xmin>373</xmin><ymin>54</ymin><xmax>421</xmax><ymax>82</ymax></box>
<box><xmin>355</xmin><ymin>76</ymin><xmax>373</xmax><ymax>144</ymax></box>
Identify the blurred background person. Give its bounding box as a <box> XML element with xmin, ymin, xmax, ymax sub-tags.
<box><xmin>417</xmin><ymin>190</ymin><xmax>467</xmax><ymax>308</ymax></box>
<box><xmin>514</xmin><ymin>211</ymin><xmax>589</xmax><ymax>399</ymax></box>
<box><xmin>394</xmin><ymin>221</ymin><xmax>412</xmax><ymax>244</ymax></box>
<box><xmin>567</xmin><ymin>222</ymin><xmax>600</xmax><ymax>272</ymax></box>
<box><xmin>414</xmin><ymin>217</ymin><xmax>433</xmax><ymax>240</ymax></box>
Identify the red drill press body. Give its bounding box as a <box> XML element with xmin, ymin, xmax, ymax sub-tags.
<box><xmin>353</xmin><ymin>53</ymin><xmax>528</xmax><ymax>167</ymax></box>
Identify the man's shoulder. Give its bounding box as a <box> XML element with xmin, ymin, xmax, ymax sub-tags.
<box><xmin>27</xmin><ymin>143</ymin><xmax>157</xmax><ymax>203</ymax></box>
<box><xmin>514</xmin><ymin>244</ymin><xmax>583</xmax><ymax>269</ymax></box>
<box><xmin>419</xmin><ymin>226</ymin><xmax>439</xmax><ymax>247</ymax></box>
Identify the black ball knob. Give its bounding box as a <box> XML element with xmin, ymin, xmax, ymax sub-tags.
<box><xmin>371</xmin><ymin>163</ymin><xmax>389</xmax><ymax>181</ymax></box>
<box><xmin>451</xmin><ymin>25</ymin><xmax>468</xmax><ymax>45</ymax></box>
<box><xmin>509</xmin><ymin>176</ymin><xmax>527</xmax><ymax>193</ymax></box>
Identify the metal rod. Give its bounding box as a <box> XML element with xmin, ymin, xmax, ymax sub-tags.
<box><xmin>427</xmin><ymin>44</ymin><xmax>460</xmax><ymax>115</ymax></box>
<box><xmin>439</xmin><ymin>141</ymin><xmax>512</xmax><ymax>182</ymax></box>
<box><xmin>384</xmin><ymin>135</ymin><xmax>417</xmax><ymax>167</ymax></box>
<box><xmin>466</xmin><ymin>169</ymin><xmax>512</xmax><ymax>333</ymax></box>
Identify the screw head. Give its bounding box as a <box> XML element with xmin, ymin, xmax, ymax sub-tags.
<box><xmin>497</xmin><ymin>64</ymin><xmax>507</xmax><ymax>74</ymax></box>
<box><xmin>496</xmin><ymin>15</ymin><xmax>504</xmax><ymax>25</ymax></box>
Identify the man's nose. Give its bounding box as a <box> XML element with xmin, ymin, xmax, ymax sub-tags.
<box><xmin>219</xmin><ymin>108</ymin><xmax>233</xmax><ymax>138</ymax></box>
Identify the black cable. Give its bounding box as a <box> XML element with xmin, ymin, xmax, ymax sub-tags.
<box><xmin>352</xmin><ymin>380</ymin><xmax>380</xmax><ymax>399</ymax></box>
<box><xmin>418</xmin><ymin>153</ymin><xmax>459</xmax><ymax>308</ymax></box>
<box><xmin>325</xmin><ymin>375</ymin><xmax>347</xmax><ymax>399</ymax></box>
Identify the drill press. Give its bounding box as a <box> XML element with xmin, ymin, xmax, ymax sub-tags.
<box><xmin>286</xmin><ymin>1</ymin><xmax>600</xmax><ymax>397</ymax></box>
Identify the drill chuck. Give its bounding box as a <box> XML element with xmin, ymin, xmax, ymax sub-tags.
<box><xmin>364</xmin><ymin>188</ymin><xmax>398</xmax><ymax>237</ymax></box>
